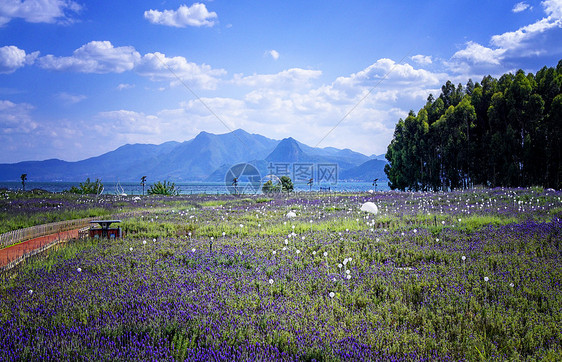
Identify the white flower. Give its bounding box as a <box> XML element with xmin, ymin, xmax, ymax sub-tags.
<box><xmin>346</xmin><ymin>269</ymin><xmax>350</xmax><ymax>275</ymax></box>
<box><xmin>436</xmin><ymin>238</ymin><xmax>439</xmax><ymax>242</ymax></box>
<box><xmin>269</xmin><ymin>279</ymin><xmax>274</xmax><ymax>285</ymax></box>
<box><xmin>484</xmin><ymin>277</ymin><xmax>489</xmax><ymax>282</ymax></box>
<box><xmin>152</xmin><ymin>238</ymin><xmax>156</xmax><ymax>242</ymax></box>
<box><xmin>346</xmin><ymin>274</ymin><xmax>351</xmax><ymax>280</ymax></box>
<box><xmin>77</xmin><ymin>268</ymin><xmax>82</xmax><ymax>273</ymax></box>
<box><xmin>338</xmin><ymin>263</ymin><xmax>343</xmax><ymax>269</ymax></box>
<box><xmin>312</xmin><ymin>251</ymin><xmax>317</xmax><ymax>256</ymax></box>
<box><xmin>282</xmin><ymin>247</ymin><xmax>287</xmax><ymax>251</ymax></box>
<box><xmin>192</xmin><ymin>248</ymin><xmax>196</xmax><ymax>252</ymax></box>
<box><xmin>413</xmin><ymin>229</ymin><xmax>418</xmax><ymax>233</ymax></box>
<box><xmin>29</xmin><ymin>289</ymin><xmax>33</xmax><ymax>295</ymax></box>
<box><xmin>239</xmin><ymin>224</ymin><xmax>244</xmax><ymax>228</ymax></box>
<box><xmin>329</xmin><ymin>291</ymin><xmax>335</xmax><ymax>298</ymax></box>
<box><xmin>273</xmin><ymin>250</ymin><xmax>277</xmax><ymax>255</ymax></box>
<box><xmin>129</xmin><ymin>247</ymin><xmax>133</xmax><ymax>251</ymax></box>
<box><xmin>143</xmin><ymin>240</ymin><xmax>147</xmax><ymax>245</ymax></box>
<box><xmin>461</xmin><ymin>256</ymin><xmax>466</xmax><ymax>261</ymax></box>
<box><xmin>302</xmin><ymin>236</ymin><xmax>305</xmax><ymax>240</ymax></box>
<box><xmin>323</xmin><ymin>252</ymin><xmax>328</xmax><ymax>257</ymax></box>
<box><xmin>222</xmin><ymin>232</ymin><xmax>226</xmax><ymax>237</ymax></box>
<box><xmin>509</xmin><ymin>283</ymin><xmax>514</xmax><ymax>287</ymax></box>
<box><xmin>296</xmin><ymin>249</ymin><xmax>301</xmax><ymax>254</ymax></box>
<box><xmin>284</xmin><ymin>239</ymin><xmax>288</xmax><ymax>245</ymax></box>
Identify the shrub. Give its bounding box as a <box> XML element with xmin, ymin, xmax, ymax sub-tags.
<box><xmin>68</xmin><ymin>178</ymin><xmax>104</xmax><ymax>195</ymax></box>
<box><xmin>148</xmin><ymin>181</ymin><xmax>179</xmax><ymax>196</ymax></box>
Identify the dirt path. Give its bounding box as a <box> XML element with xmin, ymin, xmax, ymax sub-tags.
<box><xmin>0</xmin><ymin>229</ymin><xmax>81</xmax><ymax>269</ymax></box>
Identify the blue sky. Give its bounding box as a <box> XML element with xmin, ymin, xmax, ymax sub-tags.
<box><xmin>1</xmin><ymin>0</ymin><xmax>561</xmax><ymax>163</ymax></box>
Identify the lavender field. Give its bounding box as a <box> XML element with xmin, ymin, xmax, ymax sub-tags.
<box><xmin>1</xmin><ymin>188</ymin><xmax>561</xmax><ymax>361</ymax></box>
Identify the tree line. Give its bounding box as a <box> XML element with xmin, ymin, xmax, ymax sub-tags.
<box><xmin>384</xmin><ymin>60</ymin><xmax>562</xmax><ymax>191</ymax></box>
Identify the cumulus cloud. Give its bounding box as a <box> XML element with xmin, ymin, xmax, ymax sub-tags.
<box><xmin>411</xmin><ymin>54</ymin><xmax>432</xmax><ymax>65</ymax></box>
<box><xmin>38</xmin><ymin>41</ymin><xmax>140</xmax><ymax>73</ymax></box>
<box><xmin>28</xmin><ymin>40</ymin><xmax>226</xmax><ymax>89</ymax></box>
<box><xmin>490</xmin><ymin>17</ymin><xmax>561</xmax><ymax>49</ymax></box>
<box><xmin>117</xmin><ymin>83</ymin><xmax>134</xmax><ymax>91</ymax></box>
<box><xmin>0</xmin><ymin>99</ymin><xmax>37</xmax><ymax>134</ymax></box>
<box><xmin>144</xmin><ymin>3</ymin><xmax>217</xmax><ymax>27</ymax></box>
<box><xmin>266</xmin><ymin>50</ymin><xmax>280</xmax><ymax>60</ymax></box>
<box><xmin>452</xmin><ymin>41</ymin><xmax>506</xmax><ymax>65</ymax></box>
<box><xmin>97</xmin><ymin>110</ymin><xmax>161</xmax><ymax>135</ymax></box>
<box><xmin>135</xmin><ymin>52</ymin><xmax>226</xmax><ymax>90</ymax></box>
<box><xmin>513</xmin><ymin>2</ymin><xmax>532</xmax><ymax>13</ymax></box>
<box><xmin>0</xmin><ymin>45</ymin><xmax>38</xmax><ymax>73</ymax></box>
<box><xmin>56</xmin><ymin>92</ymin><xmax>86</xmax><ymax>104</ymax></box>
<box><xmin>334</xmin><ymin>59</ymin><xmax>443</xmax><ymax>92</ymax></box>
<box><xmin>451</xmin><ymin>0</ymin><xmax>562</xmax><ymax>72</ymax></box>
<box><xmin>0</xmin><ymin>0</ymin><xmax>82</xmax><ymax>26</ymax></box>
<box><xmin>232</xmin><ymin>68</ymin><xmax>322</xmax><ymax>89</ymax></box>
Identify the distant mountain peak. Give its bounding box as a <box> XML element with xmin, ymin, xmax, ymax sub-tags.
<box><xmin>266</xmin><ymin>137</ymin><xmax>306</xmax><ymax>163</ymax></box>
<box><xmin>0</xmin><ymin>129</ymin><xmax>384</xmax><ymax>182</ymax></box>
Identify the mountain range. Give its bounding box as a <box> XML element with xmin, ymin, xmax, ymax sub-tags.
<box><xmin>0</xmin><ymin>129</ymin><xmax>387</xmax><ymax>183</ymax></box>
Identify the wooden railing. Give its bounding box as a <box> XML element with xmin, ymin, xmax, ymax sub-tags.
<box><xmin>0</xmin><ymin>218</ymin><xmax>96</xmax><ymax>249</ymax></box>
<box><xmin>0</xmin><ymin>210</ymin><xmax>148</xmax><ymax>250</ymax></box>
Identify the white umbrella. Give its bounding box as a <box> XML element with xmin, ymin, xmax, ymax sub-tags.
<box><xmin>360</xmin><ymin>202</ymin><xmax>378</xmax><ymax>215</ymax></box>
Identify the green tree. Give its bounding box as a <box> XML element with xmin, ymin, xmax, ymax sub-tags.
<box><xmin>262</xmin><ymin>180</ymin><xmax>280</xmax><ymax>194</ymax></box>
<box><xmin>280</xmin><ymin>176</ymin><xmax>293</xmax><ymax>193</ymax></box>
<box><xmin>69</xmin><ymin>178</ymin><xmax>104</xmax><ymax>195</ymax></box>
<box><xmin>148</xmin><ymin>181</ymin><xmax>179</xmax><ymax>196</ymax></box>
<box><xmin>140</xmin><ymin>176</ymin><xmax>147</xmax><ymax>196</ymax></box>
<box><xmin>20</xmin><ymin>173</ymin><xmax>27</xmax><ymax>191</ymax></box>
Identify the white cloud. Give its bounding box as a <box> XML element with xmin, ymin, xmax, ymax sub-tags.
<box><xmin>266</xmin><ymin>50</ymin><xmax>280</xmax><ymax>60</ymax></box>
<box><xmin>117</xmin><ymin>83</ymin><xmax>135</xmax><ymax>91</ymax></box>
<box><xmin>0</xmin><ymin>99</ymin><xmax>37</xmax><ymax>134</ymax></box>
<box><xmin>543</xmin><ymin>0</ymin><xmax>562</xmax><ymax>19</ymax></box>
<box><xmin>135</xmin><ymin>52</ymin><xmax>226</xmax><ymax>90</ymax></box>
<box><xmin>411</xmin><ymin>54</ymin><xmax>432</xmax><ymax>65</ymax></box>
<box><xmin>0</xmin><ymin>45</ymin><xmax>38</xmax><ymax>73</ymax></box>
<box><xmin>513</xmin><ymin>2</ymin><xmax>532</xmax><ymax>13</ymax></box>
<box><xmin>96</xmin><ymin>110</ymin><xmax>161</xmax><ymax>135</ymax></box>
<box><xmin>451</xmin><ymin>0</ymin><xmax>562</xmax><ymax>73</ymax></box>
<box><xmin>334</xmin><ymin>59</ymin><xmax>443</xmax><ymax>92</ymax></box>
<box><xmin>38</xmin><ymin>41</ymin><xmax>141</xmax><ymax>73</ymax></box>
<box><xmin>0</xmin><ymin>0</ymin><xmax>82</xmax><ymax>26</ymax></box>
<box><xmin>232</xmin><ymin>68</ymin><xmax>322</xmax><ymax>88</ymax></box>
<box><xmin>144</xmin><ymin>3</ymin><xmax>217</xmax><ymax>28</ymax></box>
<box><xmin>56</xmin><ymin>92</ymin><xmax>86</xmax><ymax>104</ymax></box>
<box><xmin>452</xmin><ymin>41</ymin><xmax>506</xmax><ymax>65</ymax></box>
<box><xmin>490</xmin><ymin>17</ymin><xmax>561</xmax><ymax>49</ymax></box>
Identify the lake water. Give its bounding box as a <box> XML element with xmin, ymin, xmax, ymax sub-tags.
<box><xmin>0</xmin><ymin>181</ymin><xmax>389</xmax><ymax>195</ymax></box>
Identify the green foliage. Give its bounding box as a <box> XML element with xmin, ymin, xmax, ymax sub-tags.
<box><xmin>280</xmin><ymin>176</ymin><xmax>294</xmax><ymax>193</ymax></box>
<box><xmin>20</xmin><ymin>174</ymin><xmax>27</xmax><ymax>191</ymax></box>
<box><xmin>68</xmin><ymin>178</ymin><xmax>104</xmax><ymax>195</ymax></box>
<box><xmin>148</xmin><ymin>181</ymin><xmax>179</xmax><ymax>196</ymax></box>
<box><xmin>385</xmin><ymin>60</ymin><xmax>562</xmax><ymax>190</ymax></box>
<box><xmin>262</xmin><ymin>180</ymin><xmax>280</xmax><ymax>194</ymax></box>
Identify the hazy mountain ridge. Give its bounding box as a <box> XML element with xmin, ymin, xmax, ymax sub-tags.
<box><xmin>0</xmin><ymin>129</ymin><xmax>387</xmax><ymax>182</ymax></box>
